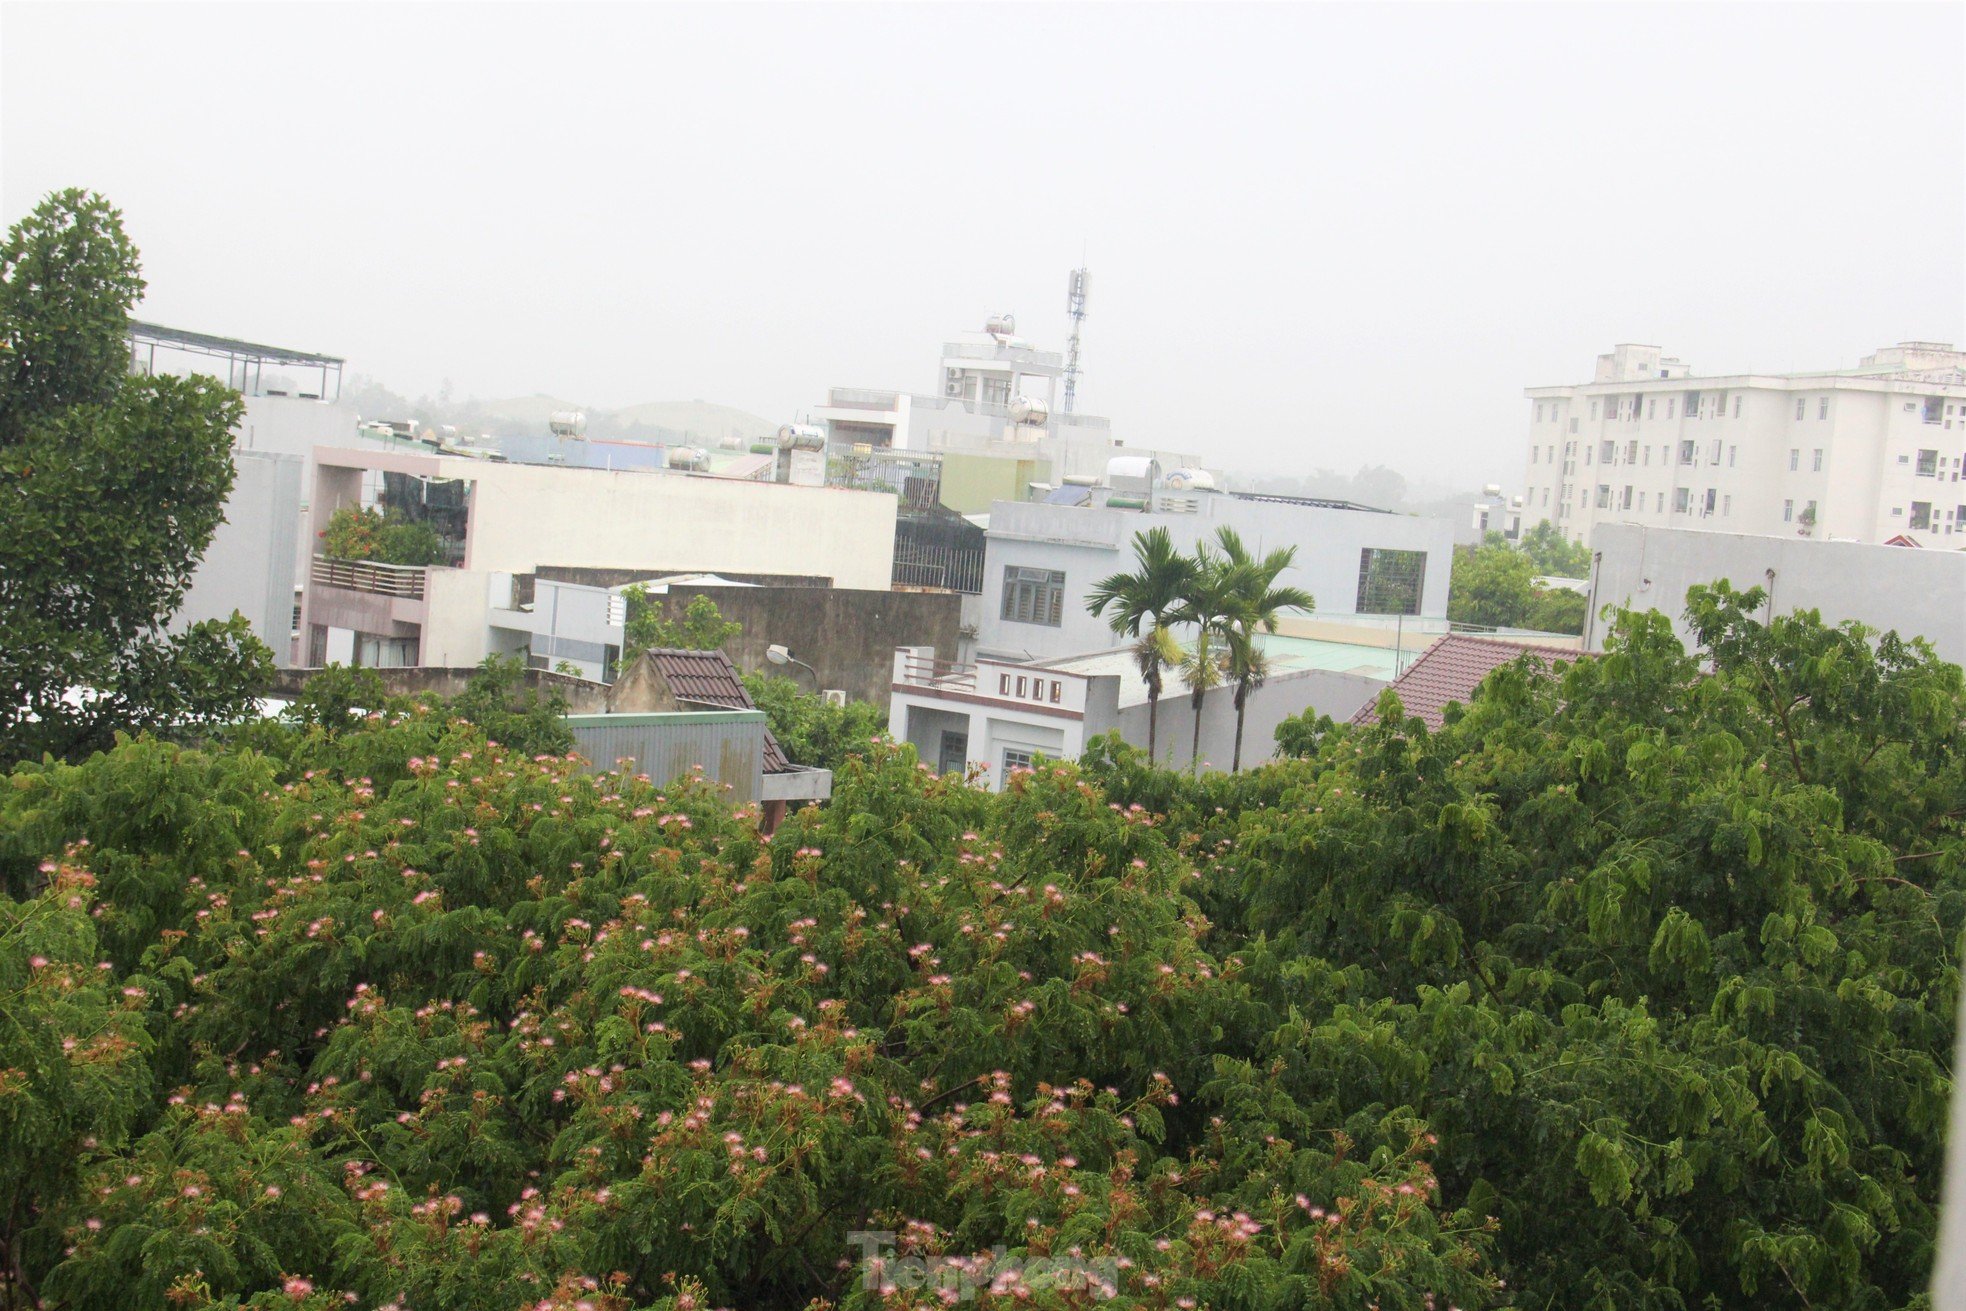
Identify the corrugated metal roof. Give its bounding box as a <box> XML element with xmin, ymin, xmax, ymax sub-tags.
<box><xmin>1351</xmin><ymin>634</ymin><xmax>1582</xmax><ymax>731</ymax></box>
<box><xmin>642</xmin><ymin>648</ymin><xmax>793</xmax><ymax>772</ymax></box>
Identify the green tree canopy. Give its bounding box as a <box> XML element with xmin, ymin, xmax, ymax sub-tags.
<box><xmin>0</xmin><ymin>189</ymin><xmax>271</xmax><ymax>765</ymax></box>
<box><xmin>621</xmin><ymin>591</ymin><xmax>742</xmax><ymax>664</ymax></box>
<box><xmin>1515</xmin><ymin>520</ymin><xmax>1592</xmax><ymax>579</ymax></box>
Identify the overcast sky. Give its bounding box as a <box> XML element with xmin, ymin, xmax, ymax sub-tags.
<box><xmin>5</xmin><ymin>2</ymin><xmax>1961</xmax><ymax>490</ymax></box>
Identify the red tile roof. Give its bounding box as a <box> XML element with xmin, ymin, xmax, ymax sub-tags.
<box><xmin>642</xmin><ymin>648</ymin><xmax>793</xmax><ymax>773</ymax></box>
<box><xmin>1351</xmin><ymin>634</ymin><xmax>1583</xmax><ymax>731</ymax></box>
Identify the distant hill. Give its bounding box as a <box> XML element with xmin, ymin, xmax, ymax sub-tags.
<box><xmin>378</xmin><ymin>390</ymin><xmax>781</xmax><ymax>448</ymax></box>
<box><xmin>597</xmin><ymin>401</ymin><xmax>778</xmax><ymax>446</ymax></box>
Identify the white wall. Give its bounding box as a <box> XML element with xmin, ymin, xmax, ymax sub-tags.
<box><xmin>317</xmin><ymin>451</ymin><xmax>900</xmax><ymax>590</ymax></box>
<box><xmin>419</xmin><ymin>569</ymin><xmax>498</xmax><ymax>668</ymax></box>
<box><xmin>174</xmin><ymin>449</ymin><xmax>304</xmax><ymax>664</ymax></box>
<box><xmin>976</xmin><ymin>496</ymin><xmax>1455</xmax><ymax>662</ymax></box>
<box><xmin>1586</xmin><ymin>522</ymin><xmax>1966</xmax><ymax>665</ymax></box>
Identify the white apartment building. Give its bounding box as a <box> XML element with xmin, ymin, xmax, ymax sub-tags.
<box><xmin>1522</xmin><ymin>342</ymin><xmax>1966</xmax><ymax>548</ymax></box>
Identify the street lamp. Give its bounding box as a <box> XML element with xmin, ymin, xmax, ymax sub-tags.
<box><xmin>765</xmin><ymin>644</ymin><xmax>819</xmax><ymax>688</ymax></box>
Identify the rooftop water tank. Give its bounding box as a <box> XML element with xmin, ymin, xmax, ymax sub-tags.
<box><xmin>777</xmin><ymin>423</ymin><xmax>827</xmax><ymax>451</ymax></box>
<box><xmin>667</xmin><ymin>446</ymin><xmax>708</xmax><ymax>471</ymax></box>
<box><xmin>1010</xmin><ymin>396</ymin><xmax>1049</xmax><ymax>426</ymax></box>
<box><xmin>1162</xmin><ymin>468</ymin><xmax>1217</xmax><ymax>492</ymax></box>
<box><xmin>549</xmin><ymin>410</ymin><xmax>587</xmax><ymax>438</ymax></box>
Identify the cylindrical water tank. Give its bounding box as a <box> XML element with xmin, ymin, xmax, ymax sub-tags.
<box><xmin>1010</xmin><ymin>396</ymin><xmax>1049</xmax><ymax>426</ymax></box>
<box><xmin>549</xmin><ymin>410</ymin><xmax>587</xmax><ymax>438</ymax></box>
<box><xmin>666</xmin><ymin>446</ymin><xmax>707</xmax><ymax>471</ymax></box>
<box><xmin>777</xmin><ymin>423</ymin><xmax>827</xmax><ymax>451</ymax></box>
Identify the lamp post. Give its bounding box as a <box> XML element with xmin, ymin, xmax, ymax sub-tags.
<box><xmin>765</xmin><ymin>644</ymin><xmax>819</xmax><ymax>689</ymax></box>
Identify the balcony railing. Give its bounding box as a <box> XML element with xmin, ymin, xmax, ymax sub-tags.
<box><xmin>826</xmin><ymin>387</ymin><xmax>902</xmax><ymax>410</ymax></box>
<box><xmin>311</xmin><ymin>555</ymin><xmax>427</xmax><ymax>599</ymax></box>
<box><xmin>896</xmin><ymin>653</ymin><xmax>977</xmax><ymax>693</ymax></box>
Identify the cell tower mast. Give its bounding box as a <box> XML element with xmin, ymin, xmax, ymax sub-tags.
<box><xmin>1062</xmin><ymin>267</ymin><xmax>1090</xmax><ymax>415</ymax></box>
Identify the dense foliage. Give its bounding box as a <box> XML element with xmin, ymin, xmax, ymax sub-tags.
<box><xmin>1446</xmin><ymin>541</ymin><xmax>1585</xmax><ymax>635</ymax></box>
<box><xmin>1097</xmin><ymin>583</ymin><xmax>1964</xmax><ymax>1309</ymax></box>
<box><xmin>740</xmin><ymin>673</ymin><xmax>889</xmax><ymax>774</ymax></box>
<box><xmin>623</xmin><ymin>593</ymin><xmax>744</xmax><ymax>665</ymax></box>
<box><xmin>1</xmin><ymin>586</ymin><xmax>1958</xmax><ymax>1311</ymax></box>
<box><xmin>319</xmin><ymin>507</ymin><xmax>446</xmax><ymax>568</ymax></box>
<box><xmin>0</xmin><ymin>190</ymin><xmax>273</xmax><ymax>765</ymax></box>
<box><xmin>0</xmin><ymin>710</ymin><xmax>1493</xmax><ymax>1310</ymax></box>
<box><xmin>1511</xmin><ymin>523</ymin><xmax>1591</xmax><ymax>581</ymax></box>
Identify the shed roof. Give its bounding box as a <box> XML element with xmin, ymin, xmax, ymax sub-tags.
<box><xmin>641</xmin><ymin>648</ymin><xmax>792</xmax><ymax>772</ymax></box>
<box><xmin>1350</xmin><ymin>634</ymin><xmax>1581</xmax><ymax>731</ymax></box>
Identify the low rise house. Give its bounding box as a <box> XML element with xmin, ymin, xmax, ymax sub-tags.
<box><xmin>1350</xmin><ymin>634</ymin><xmax>1582</xmax><ymax>731</ymax></box>
<box><xmin>888</xmin><ymin>633</ymin><xmax>1407</xmax><ymax>786</ymax></box>
<box><xmin>976</xmin><ymin>490</ymin><xmax>1456</xmax><ymax>663</ymax></box>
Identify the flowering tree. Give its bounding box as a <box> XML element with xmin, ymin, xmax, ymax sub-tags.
<box><xmin>0</xmin><ymin>709</ymin><xmax>1494</xmax><ymax>1310</ymax></box>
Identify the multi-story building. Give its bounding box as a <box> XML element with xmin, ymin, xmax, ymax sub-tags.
<box><xmin>808</xmin><ymin>316</ymin><xmax>1203</xmax><ymax>483</ymax></box>
<box><xmin>1522</xmin><ymin>342</ymin><xmax>1966</xmax><ymax>547</ymax></box>
<box><xmin>299</xmin><ymin>445</ymin><xmax>898</xmax><ymax>669</ymax></box>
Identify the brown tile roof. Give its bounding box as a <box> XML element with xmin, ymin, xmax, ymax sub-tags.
<box><xmin>642</xmin><ymin>648</ymin><xmax>794</xmax><ymax>773</ymax></box>
<box><xmin>1351</xmin><ymin>634</ymin><xmax>1583</xmax><ymax>732</ymax></box>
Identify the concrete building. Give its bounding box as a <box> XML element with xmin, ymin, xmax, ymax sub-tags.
<box><xmin>300</xmin><ymin>445</ymin><xmax>898</xmax><ymax>670</ymax></box>
<box><xmin>888</xmin><ymin>634</ymin><xmax>1404</xmax><ymax>787</ymax></box>
<box><xmin>170</xmin><ymin>449</ymin><xmax>304</xmax><ymax>659</ymax></box>
<box><xmin>1585</xmin><ymin>521</ymin><xmax>1966</xmax><ymax>665</ymax></box>
<box><xmin>974</xmin><ymin>492</ymin><xmax>1456</xmax><ymax>664</ymax></box>
<box><xmin>809</xmin><ymin>317</ymin><xmax>1203</xmax><ymax>484</ymax></box>
<box><xmin>1522</xmin><ymin>342</ymin><xmax>1966</xmax><ymax>547</ymax></box>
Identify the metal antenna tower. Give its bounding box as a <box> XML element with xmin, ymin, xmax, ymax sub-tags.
<box><xmin>1062</xmin><ymin>267</ymin><xmax>1090</xmax><ymax>414</ymax></box>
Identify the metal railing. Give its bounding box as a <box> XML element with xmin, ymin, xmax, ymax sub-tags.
<box><xmin>311</xmin><ymin>555</ymin><xmax>427</xmax><ymax>599</ymax></box>
<box><xmin>827</xmin><ymin>387</ymin><xmax>901</xmax><ymax>410</ymax></box>
<box><xmin>896</xmin><ymin>653</ymin><xmax>977</xmax><ymax>693</ymax></box>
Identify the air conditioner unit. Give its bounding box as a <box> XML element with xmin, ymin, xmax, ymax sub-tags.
<box><xmin>822</xmin><ymin>689</ymin><xmax>847</xmax><ymax>708</ymax></box>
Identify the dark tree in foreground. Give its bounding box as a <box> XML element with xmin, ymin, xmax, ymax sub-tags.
<box><xmin>0</xmin><ymin>189</ymin><xmax>271</xmax><ymax>765</ymax></box>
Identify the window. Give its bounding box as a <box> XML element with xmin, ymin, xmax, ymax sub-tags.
<box><xmin>1590</xmin><ymin>400</ymin><xmax>1598</xmax><ymax>419</ymax></box>
<box><xmin>1910</xmin><ymin>502</ymin><xmax>1933</xmax><ymax>530</ymax></box>
<box><xmin>1733</xmin><ymin>396</ymin><xmax>1742</xmax><ymax>419</ymax></box>
<box><xmin>1678</xmin><ymin>440</ymin><xmax>1696</xmax><ymax>465</ymax></box>
<box><xmin>1643</xmin><ymin>445</ymin><xmax>1651</xmax><ymax>465</ymax></box>
<box><xmin>1049</xmin><ymin>680</ymin><xmax>1062</xmax><ymax>704</ymax></box>
<box><xmin>1783</xmin><ymin>499</ymin><xmax>1794</xmax><ymax>523</ymax></box>
<box><xmin>1819</xmin><ymin>397</ymin><xmax>1829</xmax><ymax>420</ymax></box>
<box><xmin>1812</xmin><ymin>449</ymin><xmax>1823</xmax><ymax>472</ymax></box>
<box><xmin>1802</xmin><ymin>499</ymin><xmax>1816</xmax><ymax>527</ymax></box>
<box><xmin>1709</xmin><ymin>439</ymin><xmax>1722</xmax><ymax>464</ymax></box>
<box><xmin>1917</xmin><ymin>449</ymin><xmax>1939</xmax><ymax>476</ymax></box>
<box><xmin>1620</xmin><ymin>485</ymin><xmax>1633</xmax><ymax>509</ymax></box>
<box><xmin>1569</xmin><ymin>418</ymin><xmax>1578</xmax><ymax>434</ymax></box>
<box><xmin>998</xmin><ymin>673</ymin><xmax>1011</xmax><ymax>695</ymax></box>
<box><xmin>1789</xmin><ymin>449</ymin><xmax>1799</xmax><ymax>471</ymax></box>
<box><xmin>1703</xmin><ymin>488</ymin><xmax>1716</xmax><ymax>516</ymax></box>
<box><xmin>1015</xmin><ymin>676</ymin><xmax>1027</xmax><ymax>698</ymax></box>
<box><xmin>1541</xmin><ymin>488</ymin><xmax>1549</xmax><ymax>506</ymax></box>
<box><xmin>1666</xmin><ymin>399</ymin><xmax>1676</xmax><ymax>419</ymax></box>
<box><xmin>1600</xmin><ymin>440</ymin><xmax>1615</xmax><ymax>463</ymax></box>
<box><xmin>1673</xmin><ymin>487</ymin><xmax>1690</xmax><ymax>514</ymax></box>
<box><xmin>1722</xmin><ymin>494</ymin><xmax>1732</xmax><ymax>516</ymax></box>
<box><xmin>1625</xmin><ymin>440</ymin><xmax>1638</xmax><ymax>463</ymax></box>
<box><xmin>1534</xmin><ymin>402</ymin><xmax>1543</xmax><ymax>422</ymax></box>
<box><xmin>1001</xmin><ymin>566</ymin><xmax>1065</xmax><ymax>626</ymax></box>
<box><xmin>1001</xmin><ymin>748</ymin><xmax>1035</xmax><ymax>775</ymax></box>
<box><xmin>937</xmin><ymin>730</ymin><xmax>968</xmax><ymax>776</ymax></box>
<box><xmin>1684</xmin><ymin>390</ymin><xmax>1701</xmax><ymax>418</ymax></box>
<box><xmin>1728</xmin><ymin>446</ymin><xmax>1737</xmax><ymax>467</ymax></box>
<box><xmin>1796</xmin><ymin>398</ymin><xmax>1806</xmax><ymax>421</ymax></box>
<box><xmin>1647</xmin><ymin>398</ymin><xmax>1656</xmax><ymax>420</ymax></box>
<box><xmin>1355</xmin><ymin>548</ymin><xmax>1427</xmax><ymax>616</ymax></box>
<box><xmin>1595</xmin><ymin>484</ymin><xmax>1611</xmax><ymax>508</ymax></box>
<box><xmin>1712</xmin><ymin>392</ymin><xmax>1726</xmax><ymax>418</ymax></box>
<box><xmin>1530</xmin><ymin>446</ymin><xmax>1538</xmax><ymax>464</ymax></box>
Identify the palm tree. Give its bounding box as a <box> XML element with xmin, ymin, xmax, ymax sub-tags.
<box><xmin>1087</xmin><ymin>527</ymin><xmax>1195</xmax><ymax>765</ymax></box>
<box><xmin>1169</xmin><ymin>540</ymin><xmax>1237</xmax><ymax>775</ymax></box>
<box><xmin>1211</xmin><ymin>527</ymin><xmax>1315</xmax><ymax>772</ymax></box>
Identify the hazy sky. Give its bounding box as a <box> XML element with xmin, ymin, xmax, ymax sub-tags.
<box><xmin>5</xmin><ymin>2</ymin><xmax>1962</xmax><ymax>490</ymax></box>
